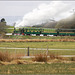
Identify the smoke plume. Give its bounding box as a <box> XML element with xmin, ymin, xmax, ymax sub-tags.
<box><xmin>15</xmin><ymin>1</ymin><xmax>73</xmax><ymax>28</ymax></box>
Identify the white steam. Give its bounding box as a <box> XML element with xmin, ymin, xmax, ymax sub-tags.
<box><xmin>15</xmin><ymin>1</ymin><xmax>73</xmax><ymax>28</ymax></box>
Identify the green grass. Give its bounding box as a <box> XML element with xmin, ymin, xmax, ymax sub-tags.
<box><xmin>48</xmin><ymin>50</ymin><xmax>75</xmax><ymax>55</ymax></box>
<box><xmin>6</xmin><ymin>29</ymin><xmax>14</xmax><ymax>33</ymax></box>
<box><xmin>0</xmin><ymin>49</ymin><xmax>75</xmax><ymax>55</ymax></box>
<box><xmin>0</xmin><ymin>42</ymin><xmax>75</xmax><ymax>55</ymax></box>
<box><xmin>0</xmin><ymin>63</ymin><xmax>75</xmax><ymax>74</ymax></box>
<box><xmin>7</xmin><ymin>26</ymin><xmax>14</xmax><ymax>28</ymax></box>
<box><xmin>0</xmin><ymin>42</ymin><xmax>75</xmax><ymax>49</ymax></box>
<box><xmin>6</xmin><ymin>26</ymin><xmax>14</xmax><ymax>33</ymax></box>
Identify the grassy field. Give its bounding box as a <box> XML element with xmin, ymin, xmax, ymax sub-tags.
<box><xmin>1</xmin><ymin>49</ymin><xmax>75</xmax><ymax>55</ymax></box>
<box><xmin>2</xmin><ymin>26</ymin><xmax>75</xmax><ymax>74</ymax></box>
<box><xmin>6</xmin><ymin>29</ymin><xmax>14</xmax><ymax>33</ymax></box>
<box><xmin>7</xmin><ymin>26</ymin><xmax>14</xmax><ymax>28</ymax></box>
<box><xmin>0</xmin><ymin>42</ymin><xmax>75</xmax><ymax>49</ymax></box>
<box><xmin>0</xmin><ymin>42</ymin><xmax>75</xmax><ymax>55</ymax></box>
<box><xmin>6</xmin><ymin>26</ymin><xmax>14</xmax><ymax>33</ymax></box>
<box><xmin>0</xmin><ymin>63</ymin><xmax>75</xmax><ymax>74</ymax></box>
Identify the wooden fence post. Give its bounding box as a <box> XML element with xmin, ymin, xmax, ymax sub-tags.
<box><xmin>27</xmin><ymin>47</ymin><xmax>29</xmax><ymax>56</ymax></box>
<box><xmin>46</xmin><ymin>45</ymin><xmax>48</xmax><ymax>55</ymax></box>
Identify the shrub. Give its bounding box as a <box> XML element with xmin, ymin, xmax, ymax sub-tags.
<box><xmin>70</xmin><ymin>57</ymin><xmax>75</xmax><ymax>61</ymax></box>
<box><xmin>49</xmin><ymin>53</ymin><xmax>63</xmax><ymax>60</ymax></box>
<box><xmin>32</xmin><ymin>54</ymin><xmax>48</xmax><ymax>62</ymax></box>
<box><xmin>0</xmin><ymin>51</ymin><xmax>24</xmax><ymax>62</ymax></box>
<box><xmin>0</xmin><ymin>51</ymin><xmax>12</xmax><ymax>62</ymax></box>
<box><xmin>49</xmin><ymin>53</ymin><xmax>57</xmax><ymax>59</ymax></box>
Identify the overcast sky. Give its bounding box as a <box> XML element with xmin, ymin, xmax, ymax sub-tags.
<box><xmin>0</xmin><ymin>1</ymin><xmax>53</xmax><ymax>16</ymax></box>
<box><xmin>0</xmin><ymin>1</ymin><xmax>75</xmax><ymax>26</ymax></box>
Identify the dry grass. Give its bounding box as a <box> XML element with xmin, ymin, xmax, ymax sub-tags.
<box><xmin>16</xmin><ymin>60</ymin><xmax>25</xmax><ymax>64</ymax></box>
<box><xmin>32</xmin><ymin>53</ymin><xmax>74</xmax><ymax>63</ymax></box>
<box><xmin>70</xmin><ymin>57</ymin><xmax>75</xmax><ymax>61</ymax></box>
<box><xmin>49</xmin><ymin>53</ymin><xmax>57</xmax><ymax>59</ymax></box>
<box><xmin>49</xmin><ymin>53</ymin><xmax>60</xmax><ymax>59</ymax></box>
<box><xmin>32</xmin><ymin>54</ymin><xmax>48</xmax><ymax>62</ymax></box>
<box><xmin>0</xmin><ymin>51</ymin><xmax>24</xmax><ymax>62</ymax></box>
<box><xmin>11</xmin><ymin>53</ymin><xmax>25</xmax><ymax>59</ymax></box>
<box><xmin>0</xmin><ymin>51</ymin><xmax>25</xmax><ymax>65</ymax></box>
<box><xmin>0</xmin><ymin>39</ymin><xmax>75</xmax><ymax>42</ymax></box>
<box><xmin>0</xmin><ymin>51</ymin><xmax>12</xmax><ymax>62</ymax></box>
<box><xmin>49</xmin><ymin>53</ymin><xmax>66</xmax><ymax>60</ymax></box>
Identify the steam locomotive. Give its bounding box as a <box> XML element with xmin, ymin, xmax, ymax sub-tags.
<box><xmin>13</xmin><ymin>28</ymin><xmax>75</xmax><ymax>36</ymax></box>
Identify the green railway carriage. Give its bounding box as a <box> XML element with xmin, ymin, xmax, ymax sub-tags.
<box><xmin>13</xmin><ymin>28</ymin><xmax>75</xmax><ymax>36</ymax></box>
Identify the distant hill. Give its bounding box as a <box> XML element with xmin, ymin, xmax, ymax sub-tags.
<box><xmin>33</xmin><ymin>14</ymin><xmax>75</xmax><ymax>29</ymax></box>
<box><xmin>32</xmin><ymin>21</ymin><xmax>57</xmax><ymax>28</ymax></box>
<box><xmin>55</xmin><ymin>14</ymin><xmax>75</xmax><ymax>29</ymax></box>
<box><xmin>43</xmin><ymin>21</ymin><xmax>57</xmax><ymax>28</ymax></box>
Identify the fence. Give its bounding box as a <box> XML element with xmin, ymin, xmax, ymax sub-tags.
<box><xmin>0</xmin><ymin>47</ymin><xmax>49</xmax><ymax>56</ymax></box>
<box><xmin>0</xmin><ymin>47</ymin><xmax>75</xmax><ymax>57</ymax></box>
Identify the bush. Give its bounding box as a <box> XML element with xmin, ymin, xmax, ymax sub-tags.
<box><xmin>32</xmin><ymin>54</ymin><xmax>48</xmax><ymax>62</ymax></box>
<box><xmin>49</xmin><ymin>53</ymin><xmax>57</xmax><ymax>59</ymax></box>
<box><xmin>0</xmin><ymin>51</ymin><xmax>25</xmax><ymax>62</ymax></box>
<box><xmin>49</xmin><ymin>53</ymin><xmax>63</xmax><ymax>60</ymax></box>
<box><xmin>0</xmin><ymin>51</ymin><xmax>12</xmax><ymax>62</ymax></box>
<box><xmin>70</xmin><ymin>57</ymin><xmax>75</xmax><ymax>61</ymax></box>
